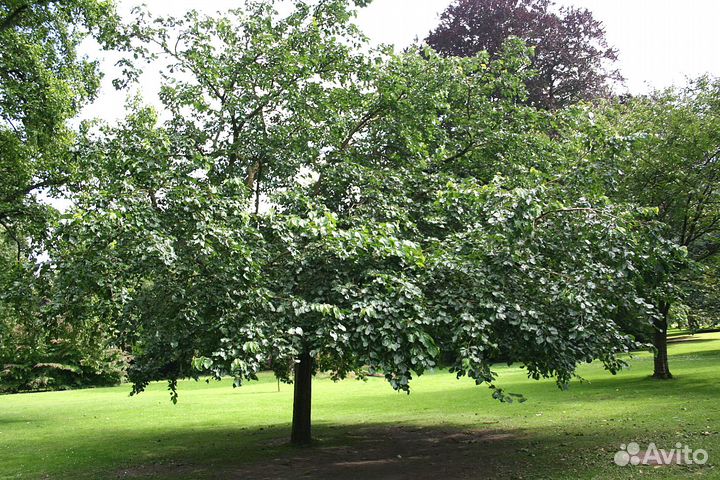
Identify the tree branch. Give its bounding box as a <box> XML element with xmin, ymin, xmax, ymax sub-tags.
<box><xmin>339</xmin><ymin>104</ymin><xmax>385</xmax><ymax>152</ymax></box>
<box><xmin>533</xmin><ymin>207</ymin><xmax>606</xmax><ymax>226</ymax></box>
<box><xmin>1</xmin><ymin>178</ymin><xmax>63</xmax><ymax>204</ymax></box>
<box><xmin>441</xmin><ymin>139</ymin><xmax>483</xmax><ymax>164</ymax></box>
<box><xmin>0</xmin><ymin>217</ymin><xmax>21</xmax><ymax>262</ymax></box>
<box><xmin>338</xmin><ymin>92</ymin><xmax>407</xmax><ymax>153</ymax></box>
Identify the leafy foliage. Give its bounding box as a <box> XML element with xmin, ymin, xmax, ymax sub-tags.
<box><xmin>0</xmin><ymin>0</ymin><xmax>119</xmax><ymax>247</ymax></box>
<box><xmin>0</xmin><ymin>0</ymin><xmax>126</xmax><ymax>393</ymax></box>
<box><xmin>50</xmin><ymin>1</ymin><xmax>670</xmax><ymax>411</ymax></box>
<box><xmin>0</xmin><ymin>244</ymin><xmax>126</xmax><ymax>393</ymax></box>
<box><xmin>611</xmin><ymin>78</ymin><xmax>720</xmax><ymax>262</ymax></box>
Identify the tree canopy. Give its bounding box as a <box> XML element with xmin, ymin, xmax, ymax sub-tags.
<box><xmin>0</xmin><ymin>0</ymin><xmax>125</xmax><ymax>392</ymax></box>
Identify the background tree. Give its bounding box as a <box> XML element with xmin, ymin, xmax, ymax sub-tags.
<box><xmin>0</xmin><ymin>0</ymin><xmax>118</xmax><ymax>249</ymax></box>
<box><xmin>603</xmin><ymin>77</ymin><xmax>720</xmax><ymax>378</ymax></box>
<box><xmin>682</xmin><ymin>260</ymin><xmax>720</xmax><ymax>330</ymax></box>
<box><xmin>0</xmin><ymin>229</ymin><xmax>127</xmax><ymax>392</ymax></box>
<box><xmin>425</xmin><ymin>0</ymin><xmax>621</xmax><ymax>110</ymax></box>
<box><xmin>0</xmin><ymin>0</ymin><xmax>126</xmax><ymax>392</ymax></box>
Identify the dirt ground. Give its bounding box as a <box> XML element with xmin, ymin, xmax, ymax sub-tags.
<box><xmin>117</xmin><ymin>426</ymin><xmax>529</xmax><ymax>479</ymax></box>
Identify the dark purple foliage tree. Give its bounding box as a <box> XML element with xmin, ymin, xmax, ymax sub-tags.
<box><xmin>426</xmin><ymin>0</ymin><xmax>621</xmax><ymax>109</ymax></box>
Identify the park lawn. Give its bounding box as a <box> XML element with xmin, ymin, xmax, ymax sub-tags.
<box><xmin>1</xmin><ymin>333</ymin><xmax>719</xmax><ymax>480</ymax></box>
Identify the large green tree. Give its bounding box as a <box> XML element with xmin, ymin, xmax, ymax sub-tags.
<box><xmin>53</xmin><ymin>0</ymin><xmax>668</xmax><ymax>446</ymax></box>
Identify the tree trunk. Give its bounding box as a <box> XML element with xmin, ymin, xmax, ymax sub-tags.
<box><xmin>652</xmin><ymin>303</ymin><xmax>673</xmax><ymax>379</ymax></box>
<box><xmin>290</xmin><ymin>352</ymin><xmax>313</xmax><ymax>446</ymax></box>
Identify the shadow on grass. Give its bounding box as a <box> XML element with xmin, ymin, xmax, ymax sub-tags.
<box><xmin>0</xmin><ymin>414</ymin><xmax>35</xmax><ymax>425</ymax></box>
<box><xmin>107</xmin><ymin>424</ymin><xmax>530</xmax><ymax>480</ymax></box>
<box><xmin>51</xmin><ymin>370</ymin><xmax>720</xmax><ymax>480</ymax></box>
<box><xmin>553</xmin><ymin>372</ymin><xmax>720</xmax><ymax>399</ymax></box>
<box><xmin>83</xmin><ymin>420</ymin><xmax>712</xmax><ymax>480</ymax></box>
<box><xmin>83</xmin><ymin>422</ymin><xmax>619</xmax><ymax>480</ymax></box>
<box><xmin>669</xmin><ymin>328</ymin><xmax>720</xmax><ymax>337</ymax></box>
<box><xmin>13</xmin><ymin>337</ymin><xmax>720</xmax><ymax>480</ymax></box>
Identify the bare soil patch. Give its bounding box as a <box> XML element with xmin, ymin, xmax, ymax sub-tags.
<box><xmin>116</xmin><ymin>425</ymin><xmax>526</xmax><ymax>479</ymax></box>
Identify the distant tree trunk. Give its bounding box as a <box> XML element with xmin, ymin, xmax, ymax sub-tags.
<box><xmin>290</xmin><ymin>352</ymin><xmax>313</xmax><ymax>446</ymax></box>
<box><xmin>652</xmin><ymin>302</ymin><xmax>673</xmax><ymax>379</ymax></box>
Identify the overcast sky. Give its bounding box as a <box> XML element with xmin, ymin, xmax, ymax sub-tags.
<box><xmin>80</xmin><ymin>0</ymin><xmax>720</xmax><ymax>121</ymax></box>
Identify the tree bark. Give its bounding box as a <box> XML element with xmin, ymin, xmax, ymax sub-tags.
<box><xmin>290</xmin><ymin>352</ymin><xmax>313</xmax><ymax>446</ymax></box>
<box><xmin>652</xmin><ymin>303</ymin><xmax>673</xmax><ymax>379</ymax></box>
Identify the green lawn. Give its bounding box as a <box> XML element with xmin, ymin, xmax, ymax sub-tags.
<box><xmin>2</xmin><ymin>333</ymin><xmax>719</xmax><ymax>479</ymax></box>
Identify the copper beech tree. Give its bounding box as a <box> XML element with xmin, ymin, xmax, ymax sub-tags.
<box><xmin>426</xmin><ymin>0</ymin><xmax>621</xmax><ymax>110</ymax></box>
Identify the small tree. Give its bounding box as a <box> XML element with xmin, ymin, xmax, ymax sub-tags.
<box><xmin>55</xmin><ymin>0</ymin><xmax>666</xmax><ymax>445</ymax></box>
<box><xmin>426</xmin><ymin>0</ymin><xmax>621</xmax><ymax>110</ymax></box>
<box><xmin>606</xmin><ymin>78</ymin><xmax>720</xmax><ymax>378</ymax></box>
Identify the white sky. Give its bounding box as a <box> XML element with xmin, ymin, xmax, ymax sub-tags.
<box><xmin>80</xmin><ymin>0</ymin><xmax>720</xmax><ymax>120</ymax></box>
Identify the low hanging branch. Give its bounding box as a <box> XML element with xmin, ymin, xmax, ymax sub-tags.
<box><xmin>339</xmin><ymin>91</ymin><xmax>408</xmax><ymax>152</ymax></box>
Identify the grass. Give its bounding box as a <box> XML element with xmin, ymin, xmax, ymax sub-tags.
<box><xmin>2</xmin><ymin>332</ymin><xmax>719</xmax><ymax>479</ymax></box>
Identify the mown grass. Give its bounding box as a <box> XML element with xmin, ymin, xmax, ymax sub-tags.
<box><xmin>2</xmin><ymin>332</ymin><xmax>719</xmax><ymax>479</ymax></box>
